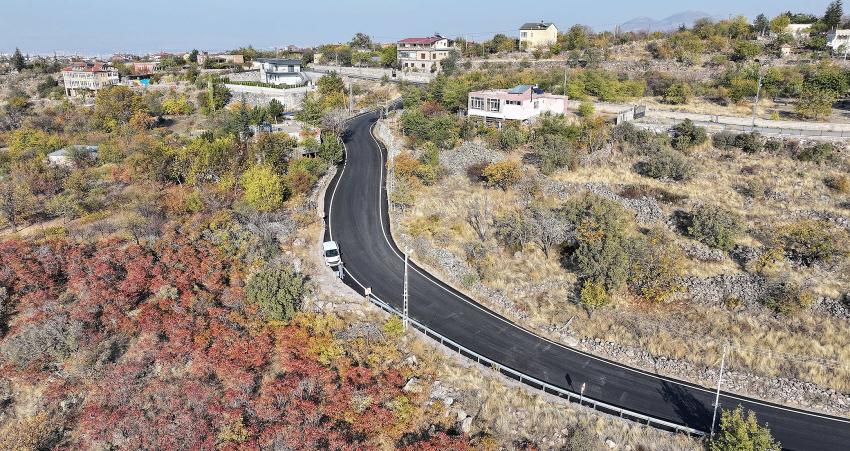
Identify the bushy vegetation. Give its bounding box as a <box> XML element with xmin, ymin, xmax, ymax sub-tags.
<box><xmin>670</xmin><ymin>119</ymin><xmax>707</xmax><ymax>151</ymax></box>
<box><xmin>688</xmin><ymin>205</ymin><xmax>743</xmax><ymax>251</ymax></box>
<box><xmin>636</xmin><ymin>149</ymin><xmax>696</xmax><ymax>181</ymax></box>
<box><xmin>710</xmin><ymin>407</ymin><xmax>780</xmax><ymax>451</ymax></box>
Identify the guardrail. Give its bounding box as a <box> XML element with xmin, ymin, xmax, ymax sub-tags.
<box><xmin>361</xmin><ymin>290</ymin><xmax>705</xmax><ymax>436</ymax></box>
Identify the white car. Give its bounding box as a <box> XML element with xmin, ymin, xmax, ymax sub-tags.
<box><xmin>322</xmin><ymin>241</ymin><xmax>341</xmax><ymax>267</ymax></box>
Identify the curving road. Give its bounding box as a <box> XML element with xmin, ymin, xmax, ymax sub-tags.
<box><xmin>323</xmin><ymin>112</ymin><xmax>850</xmax><ymax>451</ymax></box>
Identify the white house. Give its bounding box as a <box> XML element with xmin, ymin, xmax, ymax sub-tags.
<box><xmin>467</xmin><ymin>85</ymin><xmax>568</xmax><ymax>127</ymax></box>
<box><xmin>396</xmin><ymin>35</ymin><xmax>455</xmax><ymax>72</ymax></box>
<box><xmin>786</xmin><ymin>23</ymin><xmax>812</xmax><ymax>39</ymax></box>
<box><xmin>61</xmin><ymin>62</ymin><xmax>120</xmax><ymax>97</ymax></box>
<box><xmin>827</xmin><ymin>30</ymin><xmax>850</xmax><ymax>53</ymax></box>
<box><xmin>255</xmin><ymin>58</ymin><xmax>309</xmax><ymax>86</ymax></box>
<box><xmin>519</xmin><ymin>22</ymin><xmax>559</xmax><ymax>51</ymax></box>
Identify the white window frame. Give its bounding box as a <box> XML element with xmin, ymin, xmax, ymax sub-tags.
<box><xmin>470</xmin><ymin>97</ymin><xmax>485</xmax><ymax>110</ymax></box>
<box><xmin>487</xmin><ymin>98</ymin><xmax>500</xmax><ymax>112</ymax></box>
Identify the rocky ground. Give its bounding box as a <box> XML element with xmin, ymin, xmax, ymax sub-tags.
<box><xmin>378</xmin><ymin>118</ymin><xmax>850</xmax><ymax>418</ymax></box>
<box><xmin>302</xmin><ymin>153</ymin><xmax>702</xmax><ymax>450</ymax></box>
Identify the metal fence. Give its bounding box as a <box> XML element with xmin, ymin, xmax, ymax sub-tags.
<box><xmin>357</xmin><ymin>281</ymin><xmax>705</xmax><ymax>437</ymax></box>
<box><xmin>634</xmin><ymin>120</ymin><xmax>850</xmax><ymax>138</ymax></box>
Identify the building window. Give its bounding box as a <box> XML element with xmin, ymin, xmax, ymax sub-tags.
<box><xmin>521</xmin><ymin>32</ymin><xmax>527</xmax><ymax>38</ymax></box>
<box><xmin>487</xmin><ymin>98</ymin><xmax>500</xmax><ymax>112</ymax></box>
<box><xmin>421</xmin><ymin>63</ymin><xmax>426</xmax><ymax>68</ymax></box>
<box><xmin>470</xmin><ymin>97</ymin><xmax>484</xmax><ymax>110</ymax></box>
<box><xmin>506</xmin><ymin>100</ymin><xmax>521</xmax><ymax>106</ymax></box>
<box><xmin>420</xmin><ymin>53</ymin><xmax>426</xmax><ymax>59</ymax></box>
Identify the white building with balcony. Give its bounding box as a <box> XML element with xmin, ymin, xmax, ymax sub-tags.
<box><xmin>255</xmin><ymin>58</ymin><xmax>309</xmax><ymax>86</ymax></box>
<box><xmin>467</xmin><ymin>85</ymin><xmax>568</xmax><ymax>127</ymax></box>
<box><xmin>396</xmin><ymin>35</ymin><xmax>454</xmax><ymax>72</ymax></box>
<box><xmin>61</xmin><ymin>62</ymin><xmax>120</xmax><ymax>96</ymax></box>
<box><xmin>827</xmin><ymin>30</ymin><xmax>850</xmax><ymax>54</ymax></box>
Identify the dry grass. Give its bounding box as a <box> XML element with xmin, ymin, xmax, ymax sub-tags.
<box><xmin>408</xmin><ymin>329</ymin><xmax>702</xmax><ymax>450</ymax></box>
<box><xmin>394</xmin><ymin>140</ymin><xmax>850</xmax><ymax>403</ymax></box>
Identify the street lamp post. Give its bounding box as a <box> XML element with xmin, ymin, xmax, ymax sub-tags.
<box><xmin>710</xmin><ymin>344</ymin><xmax>728</xmax><ymax>438</ymax></box>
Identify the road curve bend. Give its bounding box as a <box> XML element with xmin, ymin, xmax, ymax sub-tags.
<box><xmin>323</xmin><ymin>111</ymin><xmax>850</xmax><ymax>451</ymax></box>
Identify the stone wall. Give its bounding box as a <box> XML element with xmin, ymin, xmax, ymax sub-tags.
<box><xmin>225</xmin><ymin>83</ymin><xmax>312</xmax><ymax>109</ymax></box>
<box><xmin>308</xmin><ymin>64</ymin><xmax>434</xmax><ymax>84</ymax></box>
<box><xmin>227</xmin><ymin>70</ymin><xmax>261</xmax><ymax>82</ymax></box>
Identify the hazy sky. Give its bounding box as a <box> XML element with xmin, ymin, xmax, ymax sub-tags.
<box><xmin>0</xmin><ymin>0</ymin><xmax>833</xmax><ymax>55</ymax></box>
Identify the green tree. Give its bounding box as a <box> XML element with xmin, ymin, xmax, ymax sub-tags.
<box><xmin>563</xmin><ymin>194</ymin><xmax>632</xmax><ymax>291</ymax></box>
<box><xmin>663</xmin><ymin>83</ymin><xmax>692</xmax><ymax>104</ymax></box>
<box><xmin>189</xmin><ymin>49</ymin><xmax>199</xmax><ymax>63</ymax></box>
<box><xmin>710</xmin><ymin>407</ymin><xmax>780</xmax><ymax>451</ymax></box>
<box><xmin>379</xmin><ymin>45</ymin><xmax>397</xmax><ymax>67</ymax></box>
<box><xmin>317</xmin><ymin>73</ymin><xmax>345</xmax><ymax>97</ymax></box>
<box><xmin>824</xmin><ymin>0</ymin><xmax>844</xmax><ymax>31</ymax></box>
<box><xmin>267</xmin><ymin>98</ymin><xmax>285</xmax><ymax>122</ymax></box>
<box><xmin>753</xmin><ymin>14</ymin><xmax>769</xmax><ymax>35</ymax></box>
<box><xmin>769</xmin><ymin>15</ymin><xmax>791</xmax><ymax>34</ymax></box>
<box><xmin>92</xmin><ymin>86</ymin><xmax>146</xmax><ymax>131</ymax></box>
<box><xmin>440</xmin><ymin>50</ymin><xmax>460</xmax><ymax>76</ymax></box>
<box><xmin>0</xmin><ymin>171</ymin><xmax>35</xmax><ymax>232</ymax></box>
<box><xmin>11</xmin><ymin>48</ymin><xmax>26</xmax><ymax>72</ymax></box>
<box><xmin>730</xmin><ymin>40</ymin><xmax>761</xmax><ymax>62</ymax></box>
<box><xmin>796</xmin><ymin>88</ymin><xmax>835</xmax><ymax>120</ymax></box>
<box><xmin>349</xmin><ymin>32</ymin><xmax>373</xmax><ymax>50</ymax></box>
<box><xmin>245</xmin><ymin>264</ymin><xmax>308</xmax><ymax>322</ymax></box>
<box><xmin>241</xmin><ymin>164</ymin><xmax>284</xmax><ymax>211</ymax></box>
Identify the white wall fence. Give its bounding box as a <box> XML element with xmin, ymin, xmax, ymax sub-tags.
<box><xmin>308</xmin><ymin>64</ymin><xmax>435</xmax><ymax>84</ymax></box>
<box><xmin>225</xmin><ymin>83</ymin><xmax>312</xmax><ymax>108</ymax></box>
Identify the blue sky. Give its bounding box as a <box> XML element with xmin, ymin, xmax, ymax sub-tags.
<box><xmin>0</xmin><ymin>0</ymin><xmax>833</xmax><ymax>55</ymax></box>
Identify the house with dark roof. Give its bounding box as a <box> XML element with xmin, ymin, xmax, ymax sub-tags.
<box><xmin>519</xmin><ymin>21</ymin><xmax>558</xmax><ymax>51</ymax></box>
<box><xmin>396</xmin><ymin>35</ymin><xmax>454</xmax><ymax>72</ymax></box>
<box><xmin>255</xmin><ymin>58</ymin><xmax>309</xmax><ymax>86</ymax></box>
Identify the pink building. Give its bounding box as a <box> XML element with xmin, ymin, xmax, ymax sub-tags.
<box><xmin>467</xmin><ymin>85</ymin><xmax>567</xmax><ymax>127</ymax></box>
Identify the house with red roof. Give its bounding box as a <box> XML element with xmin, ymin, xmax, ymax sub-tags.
<box><xmin>61</xmin><ymin>61</ymin><xmax>120</xmax><ymax>97</ymax></box>
<box><xmin>396</xmin><ymin>35</ymin><xmax>454</xmax><ymax>72</ymax></box>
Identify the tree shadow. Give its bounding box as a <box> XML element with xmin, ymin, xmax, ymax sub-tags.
<box><xmin>658</xmin><ymin>381</ymin><xmax>712</xmax><ymax>430</ymax></box>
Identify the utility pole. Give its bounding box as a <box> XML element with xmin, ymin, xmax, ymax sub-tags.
<box><xmin>563</xmin><ymin>62</ymin><xmax>568</xmax><ymax>97</ymax></box>
<box><xmin>348</xmin><ymin>81</ymin><xmax>354</xmax><ymax>114</ymax></box>
<box><xmin>710</xmin><ymin>344</ymin><xmax>728</xmax><ymax>438</ymax></box>
<box><xmin>752</xmin><ymin>61</ymin><xmax>765</xmax><ymax>127</ymax></box>
<box><xmin>403</xmin><ymin>250</ymin><xmax>410</xmax><ymax>331</ymax></box>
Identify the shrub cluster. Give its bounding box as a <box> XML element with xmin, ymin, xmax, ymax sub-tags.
<box><xmin>687</xmin><ymin>205</ymin><xmax>743</xmax><ymax>251</ymax></box>
<box><xmin>636</xmin><ymin>149</ymin><xmax>696</xmax><ymax>181</ymax></box>
<box><xmin>670</xmin><ymin>119</ymin><xmax>707</xmax><ymax>150</ymax></box>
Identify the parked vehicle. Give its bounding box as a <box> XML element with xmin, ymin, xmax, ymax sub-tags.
<box><xmin>322</xmin><ymin>241</ymin><xmax>341</xmax><ymax>267</ymax></box>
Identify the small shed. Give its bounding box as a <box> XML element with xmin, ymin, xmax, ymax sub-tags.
<box><xmin>47</xmin><ymin>145</ymin><xmax>99</xmax><ymax>167</ymax></box>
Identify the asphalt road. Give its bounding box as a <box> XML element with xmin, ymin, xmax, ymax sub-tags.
<box><xmin>323</xmin><ymin>112</ymin><xmax>850</xmax><ymax>451</ymax></box>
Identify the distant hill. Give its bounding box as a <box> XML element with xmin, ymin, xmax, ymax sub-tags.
<box><xmin>618</xmin><ymin>11</ymin><xmax>715</xmax><ymax>32</ymax></box>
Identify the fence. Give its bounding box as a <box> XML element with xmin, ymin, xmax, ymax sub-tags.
<box><xmin>308</xmin><ymin>64</ymin><xmax>434</xmax><ymax>85</ymax></box>
<box><xmin>359</xmin><ymin>287</ymin><xmax>705</xmax><ymax>437</ymax></box>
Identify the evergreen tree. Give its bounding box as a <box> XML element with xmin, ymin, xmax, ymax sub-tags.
<box><xmin>710</xmin><ymin>407</ymin><xmax>780</xmax><ymax>451</ymax></box>
<box><xmin>11</xmin><ymin>47</ymin><xmax>26</xmax><ymax>72</ymax></box>
<box><xmin>753</xmin><ymin>14</ymin><xmax>769</xmax><ymax>36</ymax></box>
<box><xmin>824</xmin><ymin>0</ymin><xmax>844</xmax><ymax>30</ymax></box>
